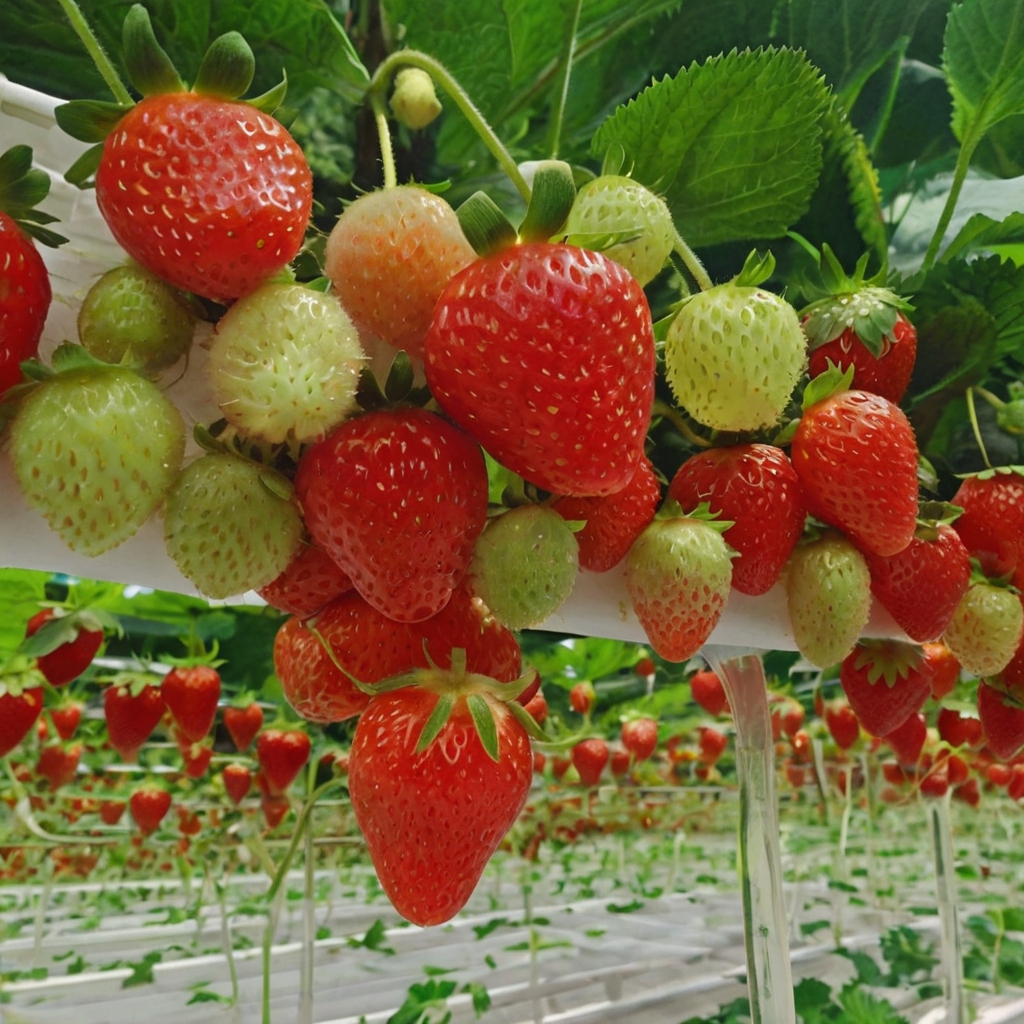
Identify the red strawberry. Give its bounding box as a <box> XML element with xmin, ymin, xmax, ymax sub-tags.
<box><xmin>862</xmin><ymin>524</ymin><xmax>971</xmax><ymax>642</ymax></box>
<box><xmin>945</xmin><ymin>753</ymin><xmax>970</xmax><ymax>787</ymax></box>
<box><xmin>937</xmin><ymin>708</ymin><xmax>983</xmax><ymax>749</ymax></box>
<box><xmin>261</xmin><ymin>793</ymin><xmax>291</xmax><ymax>829</ymax></box>
<box><xmin>0</xmin><ymin>684</ymin><xmax>44</xmax><ymax>758</ymax></box>
<box><xmin>572</xmin><ymin>738</ymin><xmax>610</xmax><ymax>786</ymax></box>
<box><xmin>625</xmin><ymin>507</ymin><xmax>733</xmax><ymax>662</ymax></box>
<box><xmin>24</xmin><ymin>608</ymin><xmax>105</xmax><ymax>686</ymax></box>
<box><xmin>699</xmin><ymin>726</ymin><xmax>728</xmax><ymax>766</ymax></box>
<box><xmin>839</xmin><ymin>640</ymin><xmax>932</xmax><ymax>737</ymax></box>
<box><xmin>884</xmin><ymin>712</ymin><xmax>926</xmax><ymax>766</ymax></box>
<box><xmin>620</xmin><ymin>718</ymin><xmax>658</xmax><ymax>762</ymax></box>
<box><xmin>524</xmin><ymin>690</ymin><xmax>548</xmax><ymax>724</ymax></box>
<box><xmin>824</xmin><ymin>702</ymin><xmax>860</xmax><ymax>750</ymax></box>
<box><xmin>223</xmin><ymin>703</ymin><xmax>264</xmax><ymax>752</ymax></box>
<box><xmin>781</xmin><ymin>703</ymin><xmax>805</xmax><ymax>739</ymax></box>
<box><xmin>50</xmin><ymin>702</ymin><xmax>83</xmax><ymax>742</ymax></box>
<box><xmin>295</xmin><ymin>407</ymin><xmax>488</xmax><ymax>623</ymax></box>
<box><xmin>36</xmin><ymin>743</ymin><xmax>82</xmax><ymax>790</ymax></box>
<box><xmin>954</xmin><ymin>776</ymin><xmax>980</xmax><ymax>808</ymax></box>
<box><xmin>806</xmin><ymin>309</ymin><xmax>917</xmax><ymax>405</ymax></box>
<box><xmin>324</xmin><ymin>186</ymin><xmax>476</xmax><ymax>359</ymax></box>
<box><xmin>181</xmin><ymin>742</ymin><xmax>213</xmax><ymax>779</ymax></box>
<box><xmin>274</xmin><ymin>583</ymin><xmax>522</xmax><ymax>724</ymax></box>
<box><xmin>129</xmin><ymin>786</ymin><xmax>172</xmax><ymax>836</ymax></box>
<box><xmin>923</xmin><ymin>641</ymin><xmax>961</xmax><ymax>699</ymax></box>
<box><xmin>951</xmin><ymin>469</ymin><xmax>1024</xmax><ymax>578</ymax></box>
<box><xmin>552</xmin><ymin>456</ymin><xmax>661</xmax><ymax>572</ymax></box>
<box><xmin>977</xmin><ymin>682</ymin><xmax>1024</xmax><ymax>761</ymax></box>
<box><xmin>99</xmin><ymin>800</ymin><xmax>126</xmax><ymax>826</ymax></box>
<box><xmin>103</xmin><ymin>677</ymin><xmax>166</xmax><ymax>761</ymax></box>
<box><xmin>569</xmin><ymin>682</ymin><xmax>595</xmax><ymax>715</ymax></box>
<box><xmin>792</xmin><ymin>387</ymin><xmax>919</xmax><ymax>557</ymax></box>
<box><xmin>611</xmin><ymin>748</ymin><xmax>633</xmax><ymax>778</ymax></box>
<box><xmin>257</xmin><ymin>543</ymin><xmax>354</xmax><ymax>619</ymax></box>
<box><xmin>222</xmin><ymin>764</ymin><xmax>252</xmax><ymax>805</ymax></box>
<box><xmin>256</xmin><ymin>729</ymin><xmax>311</xmax><ymax>795</ymax></box>
<box><xmin>348</xmin><ymin>682</ymin><xmax>532</xmax><ymax>926</ymax></box>
<box><xmin>424</xmin><ymin>242</ymin><xmax>655</xmax><ymax>497</ymax></box>
<box><xmin>161</xmin><ymin>665</ymin><xmax>221</xmax><ymax>744</ymax></box>
<box><xmin>0</xmin><ymin>145</ymin><xmax>57</xmax><ymax>400</ymax></box>
<box><xmin>690</xmin><ymin>669</ymin><xmax>729</xmax><ymax>716</ymax></box>
<box><xmin>90</xmin><ymin>27</ymin><xmax>312</xmax><ymax>305</ymax></box>
<box><xmin>668</xmin><ymin>444</ymin><xmax>806</xmax><ymax>595</ymax></box>
<box><xmin>919</xmin><ymin>761</ymin><xmax>950</xmax><ymax>798</ymax></box>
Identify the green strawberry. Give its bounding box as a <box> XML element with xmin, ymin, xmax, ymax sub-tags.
<box><xmin>163</xmin><ymin>452</ymin><xmax>304</xmax><ymax>598</ymax></box>
<box><xmin>77</xmin><ymin>264</ymin><xmax>197</xmax><ymax>375</ymax></box>
<box><xmin>785</xmin><ymin>532</ymin><xmax>872</xmax><ymax>668</ymax></box>
<box><xmin>207</xmin><ymin>282</ymin><xmax>365</xmax><ymax>444</ymax></box>
<box><xmin>562</xmin><ymin>175</ymin><xmax>675</xmax><ymax>286</ymax></box>
<box><xmin>624</xmin><ymin>503</ymin><xmax>734</xmax><ymax>662</ymax></box>
<box><xmin>468</xmin><ymin>505</ymin><xmax>579</xmax><ymax>630</ymax></box>
<box><xmin>941</xmin><ymin>583</ymin><xmax>1024</xmax><ymax>679</ymax></box>
<box><xmin>665</xmin><ymin>253</ymin><xmax>806</xmax><ymax>432</ymax></box>
<box><xmin>9</xmin><ymin>345</ymin><xmax>185</xmax><ymax>556</ymax></box>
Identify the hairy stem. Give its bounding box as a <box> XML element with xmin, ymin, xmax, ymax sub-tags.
<box><xmin>55</xmin><ymin>0</ymin><xmax>134</xmax><ymax>106</ymax></box>
<box><xmin>546</xmin><ymin>0</ymin><xmax>584</xmax><ymax>159</ymax></box>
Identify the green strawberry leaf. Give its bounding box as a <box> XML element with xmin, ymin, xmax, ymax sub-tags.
<box><xmin>591</xmin><ymin>47</ymin><xmax>831</xmax><ymax>248</ymax></box>
<box><xmin>778</xmin><ymin>0</ymin><xmax>930</xmax><ymax>112</ymax></box>
<box><xmin>939</xmin><ymin>211</ymin><xmax>1024</xmax><ymax>266</ymax></box>
<box><xmin>801</xmin><ymin>361</ymin><xmax>856</xmax><ymax>411</ymax></box>
<box><xmin>193</xmin><ymin>31</ymin><xmax>255</xmax><ymax>100</ymax></box>
<box><xmin>466</xmin><ymin>694</ymin><xmax>500</xmax><ymax>763</ymax></box>
<box><xmin>414</xmin><ymin>692</ymin><xmax>455</xmax><ymax>754</ymax></box>
<box><xmin>944</xmin><ymin>0</ymin><xmax>1024</xmax><ymax>148</ymax></box>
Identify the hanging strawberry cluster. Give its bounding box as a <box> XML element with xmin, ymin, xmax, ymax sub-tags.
<box><xmin>3</xmin><ymin>2</ymin><xmax>1024</xmax><ymax>924</ymax></box>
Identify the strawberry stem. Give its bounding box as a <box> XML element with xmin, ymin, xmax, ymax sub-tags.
<box><xmin>368</xmin><ymin>50</ymin><xmax>532</xmax><ymax>203</ymax></box>
<box><xmin>55</xmin><ymin>0</ymin><xmax>134</xmax><ymax>107</ymax></box>
<box><xmin>652</xmin><ymin>399</ymin><xmax>715</xmax><ymax>448</ymax></box>
<box><xmin>673</xmin><ymin>230</ymin><xmax>713</xmax><ymax>292</ymax></box>
<box><xmin>965</xmin><ymin>387</ymin><xmax>992</xmax><ymax>470</ymax></box>
<box><xmin>545</xmin><ymin>0</ymin><xmax>584</xmax><ymax>160</ymax></box>
<box><xmin>370</xmin><ymin>93</ymin><xmax>398</xmax><ymax>190</ymax></box>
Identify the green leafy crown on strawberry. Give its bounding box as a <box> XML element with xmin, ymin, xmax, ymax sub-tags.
<box><xmin>0</xmin><ymin>145</ymin><xmax>67</xmax><ymax>249</ymax></box>
<box><xmin>799</xmin><ymin>244</ymin><xmax>913</xmax><ymax>358</ymax></box>
<box><xmin>54</xmin><ymin>4</ymin><xmax>288</xmax><ymax>186</ymax></box>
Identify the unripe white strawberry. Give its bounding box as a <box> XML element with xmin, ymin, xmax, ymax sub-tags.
<box><xmin>207</xmin><ymin>283</ymin><xmax>364</xmax><ymax>444</ymax></box>
<box><xmin>665</xmin><ymin>274</ymin><xmax>806</xmax><ymax>432</ymax></box>
<box><xmin>785</xmin><ymin>533</ymin><xmax>871</xmax><ymax>668</ymax></box>
<box><xmin>164</xmin><ymin>452</ymin><xmax>304</xmax><ymax>599</ymax></box>
<box><xmin>942</xmin><ymin>583</ymin><xmax>1023</xmax><ymax>678</ymax></box>
<box><xmin>389</xmin><ymin>68</ymin><xmax>442</xmax><ymax>130</ymax></box>
<box><xmin>563</xmin><ymin>175</ymin><xmax>675</xmax><ymax>286</ymax></box>
<box><xmin>625</xmin><ymin>506</ymin><xmax>733</xmax><ymax>662</ymax></box>
<box><xmin>468</xmin><ymin>505</ymin><xmax>579</xmax><ymax>630</ymax></box>
<box><xmin>10</xmin><ymin>345</ymin><xmax>185</xmax><ymax>556</ymax></box>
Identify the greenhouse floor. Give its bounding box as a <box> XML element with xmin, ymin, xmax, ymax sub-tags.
<box><xmin>3</xmin><ymin>820</ymin><xmax>1024</xmax><ymax>1024</ymax></box>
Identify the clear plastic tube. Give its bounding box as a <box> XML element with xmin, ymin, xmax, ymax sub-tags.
<box><xmin>704</xmin><ymin>647</ymin><xmax>796</xmax><ymax>1024</ymax></box>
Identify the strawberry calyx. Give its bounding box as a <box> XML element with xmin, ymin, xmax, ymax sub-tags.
<box><xmin>913</xmin><ymin>501</ymin><xmax>963</xmax><ymax>540</ymax></box>
<box><xmin>656</xmin><ymin>499</ymin><xmax>735</xmax><ymax>536</ymax></box>
<box><xmin>799</xmin><ymin>361</ymin><xmax>856</xmax><ymax>412</ymax></box>
<box><xmin>518</xmin><ymin>161</ymin><xmax>577</xmax><ymax>243</ymax></box>
<box><xmin>731</xmin><ymin>249</ymin><xmax>776</xmax><ymax>289</ymax></box>
<box><xmin>851</xmin><ymin>639</ymin><xmax>925</xmax><ymax>689</ymax></box>
<box><xmin>56</xmin><ymin>5</ymin><xmax>287</xmax><ymax>185</ymax></box>
<box><xmin>354</xmin><ymin>351</ymin><xmax>432</xmax><ymax>413</ymax></box>
<box><xmin>0</xmin><ymin>146</ymin><xmax>67</xmax><ymax>248</ymax></box>
<box><xmin>102</xmin><ymin>670</ymin><xmax>164</xmax><ymax>699</ymax></box>
<box><xmin>798</xmin><ymin>245</ymin><xmax>913</xmax><ymax>358</ymax></box>
<box><xmin>956</xmin><ymin>463</ymin><xmax>1024</xmax><ymax>484</ymax></box>
<box><xmin>193</xmin><ymin>424</ymin><xmax>299</xmax><ymax>500</ymax></box>
<box><xmin>0</xmin><ymin>667</ymin><xmax>46</xmax><ymax>699</ymax></box>
<box><xmin>970</xmin><ymin>383</ymin><xmax>1024</xmax><ymax>436</ymax></box>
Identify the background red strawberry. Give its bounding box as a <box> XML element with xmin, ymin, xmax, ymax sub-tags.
<box><xmin>256</xmin><ymin>729</ymin><xmax>311</xmax><ymax>795</ymax></box>
<box><xmin>103</xmin><ymin>678</ymin><xmax>166</xmax><ymax>761</ymax></box>
<box><xmin>951</xmin><ymin>470</ymin><xmax>1024</xmax><ymax>578</ymax></box>
<box><xmin>0</xmin><ymin>685</ymin><xmax>44</xmax><ymax>758</ymax></box>
<box><xmin>257</xmin><ymin>543</ymin><xmax>354</xmax><ymax>619</ymax></box>
<box><xmin>129</xmin><ymin>786</ymin><xmax>172</xmax><ymax>836</ymax></box>
<box><xmin>621</xmin><ymin>718</ymin><xmax>658</xmax><ymax>762</ymax></box>
<box><xmin>161</xmin><ymin>665</ymin><xmax>221</xmax><ymax>744</ymax></box>
<box><xmin>572</xmin><ymin>738</ymin><xmax>610</xmax><ymax>786</ymax></box>
<box><xmin>24</xmin><ymin>608</ymin><xmax>105</xmax><ymax>686</ymax></box>
<box><xmin>223</xmin><ymin>703</ymin><xmax>263</xmax><ymax>752</ymax></box>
